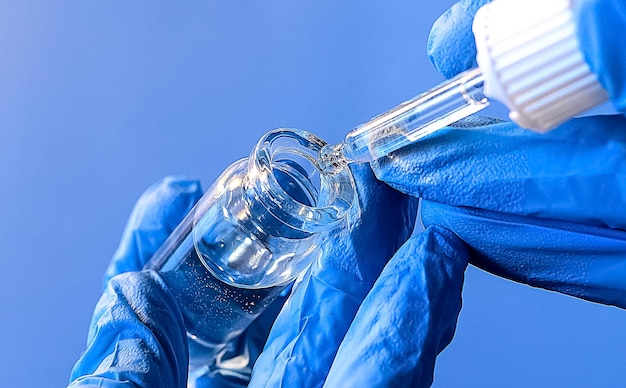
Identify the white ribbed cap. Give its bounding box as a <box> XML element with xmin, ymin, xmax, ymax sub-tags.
<box><xmin>472</xmin><ymin>0</ymin><xmax>608</xmax><ymax>132</ymax></box>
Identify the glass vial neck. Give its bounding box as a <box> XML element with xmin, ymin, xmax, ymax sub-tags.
<box><xmin>245</xmin><ymin>128</ymin><xmax>356</xmax><ymax>235</ymax></box>
<box><xmin>190</xmin><ymin>128</ymin><xmax>356</xmax><ymax>289</ymax></box>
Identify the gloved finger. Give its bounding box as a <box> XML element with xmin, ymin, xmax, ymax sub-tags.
<box><xmin>421</xmin><ymin>199</ymin><xmax>626</xmax><ymax>309</ymax></box>
<box><xmin>427</xmin><ymin>0</ymin><xmax>490</xmax><ymax>78</ymax></box>
<box><xmin>249</xmin><ymin>164</ymin><xmax>419</xmax><ymax>387</ymax></box>
<box><xmin>69</xmin><ymin>270</ymin><xmax>189</xmax><ymax>388</ymax></box>
<box><xmin>103</xmin><ymin>176</ymin><xmax>203</xmax><ymax>286</ymax></box>
<box><xmin>575</xmin><ymin>0</ymin><xmax>626</xmax><ymax>112</ymax></box>
<box><xmin>372</xmin><ymin>115</ymin><xmax>626</xmax><ymax>229</ymax></box>
<box><xmin>324</xmin><ymin>226</ymin><xmax>469</xmax><ymax>388</ymax></box>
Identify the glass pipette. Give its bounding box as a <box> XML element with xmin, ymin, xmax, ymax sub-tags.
<box><xmin>319</xmin><ymin>67</ymin><xmax>488</xmax><ymax>172</ymax></box>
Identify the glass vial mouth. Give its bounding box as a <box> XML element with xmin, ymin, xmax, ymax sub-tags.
<box><xmin>190</xmin><ymin>128</ymin><xmax>357</xmax><ymax>289</ymax></box>
<box><xmin>248</xmin><ymin>128</ymin><xmax>356</xmax><ymax>234</ymax></box>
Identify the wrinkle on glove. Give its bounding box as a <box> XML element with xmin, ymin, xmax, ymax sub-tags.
<box><xmin>324</xmin><ymin>226</ymin><xmax>469</xmax><ymax>388</ymax></box>
<box><xmin>372</xmin><ymin>116</ymin><xmax>626</xmax><ymax>230</ymax></box>
<box><xmin>69</xmin><ymin>271</ymin><xmax>189</xmax><ymax>388</ymax></box>
<box><xmin>575</xmin><ymin>0</ymin><xmax>626</xmax><ymax>113</ymax></box>
<box><xmin>421</xmin><ymin>201</ymin><xmax>626</xmax><ymax>309</ymax></box>
<box><xmin>249</xmin><ymin>164</ymin><xmax>418</xmax><ymax>388</ymax></box>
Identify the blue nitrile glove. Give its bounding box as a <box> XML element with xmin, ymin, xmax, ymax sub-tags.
<box><xmin>68</xmin><ymin>177</ymin><xmax>286</xmax><ymax>388</ymax></box>
<box><xmin>68</xmin><ymin>177</ymin><xmax>201</xmax><ymax>387</ymax></box>
<box><xmin>370</xmin><ymin>0</ymin><xmax>626</xmax><ymax>308</ymax></box>
<box><xmin>249</xmin><ymin>164</ymin><xmax>470</xmax><ymax>388</ymax></box>
<box><xmin>575</xmin><ymin>0</ymin><xmax>626</xmax><ymax>112</ymax></box>
<box><xmin>70</xmin><ymin>170</ymin><xmax>468</xmax><ymax>388</ymax></box>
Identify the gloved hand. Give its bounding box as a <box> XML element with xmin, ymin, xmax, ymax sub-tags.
<box><xmin>68</xmin><ymin>177</ymin><xmax>202</xmax><ymax>387</ymax></box>
<box><xmin>371</xmin><ymin>0</ymin><xmax>626</xmax><ymax>308</ymax></box>
<box><xmin>68</xmin><ymin>177</ymin><xmax>286</xmax><ymax>388</ymax></box>
<box><xmin>70</xmin><ymin>169</ymin><xmax>471</xmax><ymax>388</ymax></box>
<box><xmin>248</xmin><ymin>164</ymin><xmax>469</xmax><ymax>387</ymax></box>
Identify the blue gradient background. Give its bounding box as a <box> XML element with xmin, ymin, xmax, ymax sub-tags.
<box><xmin>0</xmin><ymin>1</ymin><xmax>624</xmax><ymax>387</ymax></box>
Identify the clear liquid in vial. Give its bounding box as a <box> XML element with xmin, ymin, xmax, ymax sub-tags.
<box><xmin>158</xmin><ymin>230</ymin><xmax>285</xmax><ymax>363</ymax></box>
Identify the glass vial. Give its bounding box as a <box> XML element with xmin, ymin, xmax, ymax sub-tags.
<box><xmin>145</xmin><ymin>128</ymin><xmax>355</xmax><ymax>378</ymax></box>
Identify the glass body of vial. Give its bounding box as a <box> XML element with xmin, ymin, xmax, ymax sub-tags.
<box><xmin>145</xmin><ymin>128</ymin><xmax>356</xmax><ymax>380</ymax></box>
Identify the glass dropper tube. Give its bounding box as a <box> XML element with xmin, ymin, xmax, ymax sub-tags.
<box><xmin>320</xmin><ymin>68</ymin><xmax>489</xmax><ymax>170</ymax></box>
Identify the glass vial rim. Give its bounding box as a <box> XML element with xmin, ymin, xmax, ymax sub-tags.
<box><xmin>247</xmin><ymin>128</ymin><xmax>356</xmax><ymax>233</ymax></box>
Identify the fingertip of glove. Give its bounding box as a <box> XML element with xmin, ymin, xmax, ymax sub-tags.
<box><xmin>347</xmin><ymin>162</ymin><xmax>378</xmax><ymax>196</ymax></box>
<box><xmin>427</xmin><ymin>0</ymin><xmax>488</xmax><ymax>78</ymax></box>
<box><xmin>403</xmin><ymin>225</ymin><xmax>470</xmax><ymax>278</ymax></box>
<box><xmin>105</xmin><ymin>177</ymin><xmax>204</xmax><ymax>284</ymax></box>
<box><xmin>144</xmin><ymin>176</ymin><xmax>203</xmax><ymax>203</ymax></box>
<box><xmin>130</xmin><ymin>176</ymin><xmax>203</xmax><ymax>232</ymax></box>
<box><xmin>369</xmin><ymin>150</ymin><xmax>424</xmax><ymax>199</ymax></box>
<box><xmin>369</xmin><ymin>153</ymin><xmax>396</xmax><ymax>183</ymax></box>
<box><xmin>424</xmin><ymin>225</ymin><xmax>469</xmax><ymax>262</ymax></box>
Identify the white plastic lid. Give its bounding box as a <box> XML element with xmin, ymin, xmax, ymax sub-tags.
<box><xmin>472</xmin><ymin>0</ymin><xmax>608</xmax><ymax>132</ymax></box>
